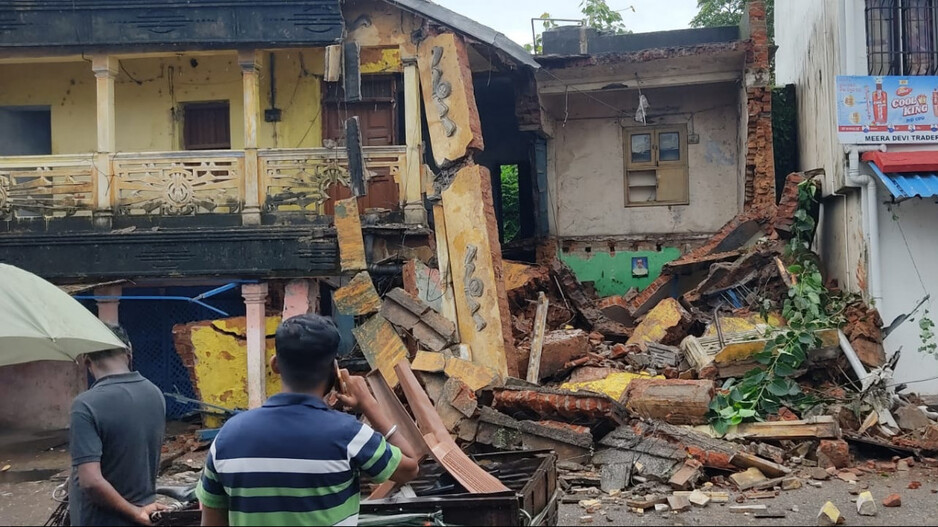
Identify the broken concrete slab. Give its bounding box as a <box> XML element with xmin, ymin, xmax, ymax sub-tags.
<box><xmin>477</xmin><ymin>407</ymin><xmax>593</xmax><ymax>462</ymax></box>
<box><xmin>600</xmin><ymin>463</ymin><xmax>630</xmax><ymax>493</ymax></box>
<box><xmin>592</xmin><ymin>425</ymin><xmax>686</xmax><ymax>483</ymax></box>
<box><xmin>444</xmin><ymin>356</ymin><xmax>499</xmax><ymax>392</ymax></box>
<box><xmin>440</xmin><ymin>376</ymin><xmax>477</xmax><ymax>418</ymax></box>
<box><xmin>729</xmin><ymin>467</ymin><xmax>767</xmax><ymax>490</ymax></box>
<box><xmin>381</xmin><ymin>287</ymin><xmax>456</xmax><ymax>351</ymax></box>
<box><xmin>622</xmin><ymin>378</ymin><xmax>714</xmax><ymax>425</ymax></box>
<box><xmin>442</xmin><ymin>164</ymin><xmax>517</xmax><ymax>379</ymax></box>
<box><xmin>626</xmin><ymin>298</ymin><xmax>692</xmax><ymax>347</ymax></box>
<box><xmin>411</xmin><ymin>350</ymin><xmax>446</xmax><ymax>373</ymax></box>
<box><xmin>537</xmin><ymin>329</ymin><xmax>589</xmax><ymax>380</ymax></box>
<box><xmin>352</xmin><ymin>315</ymin><xmax>409</xmax><ymax>388</ymax></box>
<box><xmin>550</xmin><ymin>260</ymin><xmax>632</xmax><ymax>339</ymax></box>
<box><xmin>334</xmin><ymin>197</ymin><xmax>367</xmax><ymax>272</ymax></box>
<box><xmin>417</xmin><ymin>32</ymin><xmax>483</xmax><ymax>167</ymax></box>
<box><xmin>334</xmin><ymin>272</ymin><xmax>382</xmax><ymax>316</ymax></box>
<box><xmin>896</xmin><ymin>404</ymin><xmax>933</xmax><ymax>431</ymax></box>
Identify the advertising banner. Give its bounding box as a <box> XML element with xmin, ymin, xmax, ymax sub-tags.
<box><xmin>836</xmin><ymin>75</ymin><xmax>938</xmax><ymax>144</ymax></box>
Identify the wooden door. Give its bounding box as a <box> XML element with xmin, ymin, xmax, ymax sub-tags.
<box><xmin>322</xmin><ymin>78</ymin><xmax>400</xmax><ymax>213</ymax></box>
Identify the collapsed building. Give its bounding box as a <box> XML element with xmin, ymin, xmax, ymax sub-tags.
<box><xmin>4</xmin><ymin>0</ymin><xmax>937</xmax><ymax>524</ymax></box>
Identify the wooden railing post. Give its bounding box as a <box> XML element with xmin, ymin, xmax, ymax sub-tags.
<box><xmin>402</xmin><ymin>56</ymin><xmax>427</xmax><ymax>225</ymax></box>
<box><xmin>92</xmin><ymin>55</ymin><xmax>118</xmax><ymax>230</ymax></box>
<box><xmin>239</xmin><ymin>50</ymin><xmax>262</xmax><ymax>226</ymax></box>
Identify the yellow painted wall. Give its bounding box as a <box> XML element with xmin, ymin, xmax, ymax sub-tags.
<box><xmin>0</xmin><ymin>61</ymin><xmax>96</xmax><ymax>154</ymax></box>
<box><xmin>0</xmin><ymin>49</ymin><xmax>328</xmax><ymax>154</ymax></box>
<box><xmin>189</xmin><ymin>316</ymin><xmax>282</xmax><ymax>420</ymax></box>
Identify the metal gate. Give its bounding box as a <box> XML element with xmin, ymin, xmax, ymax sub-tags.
<box><xmin>118</xmin><ymin>286</ymin><xmax>246</xmax><ymax>419</ymax></box>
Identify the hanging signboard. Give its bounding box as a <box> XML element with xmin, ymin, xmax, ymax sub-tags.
<box><xmin>836</xmin><ymin>75</ymin><xmax>938</xmax><ymax>144</ymax></box>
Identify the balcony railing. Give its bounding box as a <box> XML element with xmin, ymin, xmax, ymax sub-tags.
<box><xmin>0</xmin><ymin>154</ymin><xmax>96</xmax><ymax>220</ymax></box>
<box><xmin>0</xmin><ymin>147</ymin><xmax>407</xmax><ymax>225</ymax></box>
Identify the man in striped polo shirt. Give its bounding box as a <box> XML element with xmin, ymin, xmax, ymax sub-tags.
<box><xmin>196</xmin><ymin>314</ymin><xmax>419</xmax><ymax>526</ymax></box>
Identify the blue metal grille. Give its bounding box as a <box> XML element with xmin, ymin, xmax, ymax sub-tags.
<box><xmin>118</xmin><ymin>286</ymin><xmax>246</xmax><ymax>419</ymax></box>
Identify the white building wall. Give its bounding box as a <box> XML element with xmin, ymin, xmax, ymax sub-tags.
<box><xmin>777</xmin><ymin>0</ymin><xmax>938</xmax><ymax>393</ymax></box>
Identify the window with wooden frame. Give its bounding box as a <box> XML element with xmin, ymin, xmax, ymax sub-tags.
<box><xmin>624</xmin><ymin>125</ymin><xmax>689</xmax><ymax>206</ymax></box>
<box><xmin>182</xmin><ymin>101</ymin><xmax>231</xmax><ymax>150</ymax></box>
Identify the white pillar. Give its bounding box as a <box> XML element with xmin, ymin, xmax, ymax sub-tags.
<box><xmin>91</xmin><ymin>55</ymin><xmax>117</xmax><ymax>229</ymax></box>
<box><xmin>242</xmin><ymin>283</ymin><xmax>268</xmax><ymax>409</ymax></box>
<box><xmin>239</xmin><ymin>50</ymin><xmax>262</xmax><ymax>226</ymax></box>
<box><xmin>402</xmin><ymin>56</ymin><xmax>427</xmax><ymax>225</ymax></box>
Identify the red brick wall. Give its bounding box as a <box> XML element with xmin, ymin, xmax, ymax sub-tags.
<box><xmin>744</xmin><ymin>0</ymin><xmax>777</xmax><ymax>213</ymax></box>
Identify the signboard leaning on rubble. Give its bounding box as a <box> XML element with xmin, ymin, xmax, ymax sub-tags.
<box><xmin>836</xmin><ymin>75</ymin><xmax>938</xmax><ymax>144</ymax></box>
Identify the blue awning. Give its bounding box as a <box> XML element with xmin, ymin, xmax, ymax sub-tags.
<box><xmin>869</xmin><ymin>162</ymin><xmax>938</xmax><ymax>201</ymax></box>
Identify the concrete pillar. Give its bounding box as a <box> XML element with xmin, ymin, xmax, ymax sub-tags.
<box><xmin>239</xmin><ymin>50</ymin><xmax>262</xmax><ymax>226</ymax></box>
<box><xmin>94</xmin><ymin>285</ymin><xmax>122</xmax><ymax>326</ymax></box>
<box><xmin>91</xmin><ymin>55</ymin><xmax>118</xmax><ymax>230</ymax></box>
<box><xmin>242</xmin><ymin>282</ymin><xmax>268</xmax><ymax>408</ymax></box>
<box><xmin>402</xmin><ymin>57</ymin><xmax>427</xmax><ymax>225</ymax></box>
<box><xmin>281</xmin><ymin>279</ymin><xmax>320</xmax><ymax>320</ymax></box>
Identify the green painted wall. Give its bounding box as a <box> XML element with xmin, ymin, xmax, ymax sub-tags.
<box><xmin>560</xmin><ymin>247</ymin><xmax>682</xmax><ymax>297</ymax></box>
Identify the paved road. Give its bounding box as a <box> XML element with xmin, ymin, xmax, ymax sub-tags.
<box><xmin>560</xmin><ymin>466</ymin><xmax>938</xmax><ymax>526</ymax></box>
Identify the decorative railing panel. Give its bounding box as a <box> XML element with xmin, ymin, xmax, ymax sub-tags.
<box><xmin>259</xmin><ymin>146</ymin><xmax>405</xmax><ymax>214</ymax></box>
<box><xmin>112</xmin><ymin>151</ymin><xmax>244</xmax><ymax>216</ymax></box>
<box><xmin>0</xmin><ymin>155</ymin><xmax>95</xmax><ymax>220</ymax></box>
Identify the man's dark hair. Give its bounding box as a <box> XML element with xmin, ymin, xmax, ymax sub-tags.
<box><xmin>86</xmin><ymin>324</ymin><xmax>132</xmax><ymax>363</ymax></box>
<box><xmin>275</xmin><ymin>314</ymin><xmax>341</xmax><ymax>390</ymax></box>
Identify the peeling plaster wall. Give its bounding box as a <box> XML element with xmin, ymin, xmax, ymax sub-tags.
<box><xmin>547</xmin><ymin>83</ymin><xmax>741</xmax><ymax>238</ymax></box>
<box><xmin>560</xmin><ymin>246</ymin><xmax>682</xmax><ymax>296</ymax></box>
<box><xmin>0</xmin><ymin>361</ymin><xmax>84</xmax><ymax>431</ymax></box>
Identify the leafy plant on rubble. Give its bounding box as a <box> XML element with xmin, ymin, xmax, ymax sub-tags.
<box><xmin>920</xmin><ymin>309</ymin><xmax>937</xmax><ymax>357</ymax></box>
<box><xmin>709</xmin><ymin>179</ymin><xmax>826</xmax><ymax>435</ymax></box>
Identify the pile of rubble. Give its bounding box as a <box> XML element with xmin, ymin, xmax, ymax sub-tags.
<box><xmin>333</xmin><ymin>172</ymin><xmax>938</xmax><ymax>520</ymax></box>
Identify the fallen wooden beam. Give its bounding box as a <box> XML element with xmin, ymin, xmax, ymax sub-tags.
<box><xmin>334</xmin><ymin>198</ymin><xmax>367</xmax><ymax>272</ymax></box>
<box><xmin>526</xmin><ymin>292</ymin><xmax>549</xmax><ymax>384</ymax></box>
<box><xmin>731</xmin><ymin>416</ymin><xmax>841</xmax><ymax>440</ymax></box>
<box><xmin>731</xmin><ymin>451</ymin><xmax>792</xmax><ymax>478</ymax></box>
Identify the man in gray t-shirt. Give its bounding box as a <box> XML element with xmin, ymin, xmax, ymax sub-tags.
<box><xmin>69</xmin><ymin>326</ymin><xmax>166</xmax><ymax>526</ymax></box>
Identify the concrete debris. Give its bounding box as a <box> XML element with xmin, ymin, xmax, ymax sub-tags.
<box><xmin>857</xmin><ymin>490</ymin><xmax>877</xmax><ymax>516</ymax></box>
<box><xmin>817</xmin><ymin>502</ymin><xmax>844</xmax><ymax>526</ymax></box>
<box><xmin>687</xmin><ymin>489</ymin><xmax>710</xmax><ymax>507</ymax></box>
<box><xmin>666</xmin><ymin>493</ymin><xmax>691</xmax><ymax>512</ymax></box>
<box><xmin>381</xmin><ymin>287</ymin><xmax>456</xmax><ymax>351</ymax></box>
<box><xmin>729</xmin><ymin>467</ymin><xmax>767</xmax><ymax>490</ymax></box>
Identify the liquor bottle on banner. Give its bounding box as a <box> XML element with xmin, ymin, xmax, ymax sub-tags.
<box><xmin>933</xmin><ymin>87</ymin><xmax>938</xmax><ymax>117</ymax></box>
<box><xmin>872</xmin><ymin>77</ymin><xmax>888</xmax><ymax>125</ymax></box>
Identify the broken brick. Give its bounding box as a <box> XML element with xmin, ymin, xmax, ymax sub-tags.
<box><xmin>882</xmin><ymin>493</ymin><xmax>901</xmax><ymax>507</ymax></box>
<box><xmin>440</xmin><ymin>377</ymin><xmax>477</xmax><ymax>418</ymax></box>
<box><xmin>492</xmin><ymin>386</ymin><xmax>625</xmax><ymax>425</ymax></box>
<box><xmin>816</xmin><ymin>439</ymin><xmax>850</xmax><ymax>470</ymax></box>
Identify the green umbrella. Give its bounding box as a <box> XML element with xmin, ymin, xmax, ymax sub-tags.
<box><xmin>0</xmin><ymin>264</ymin><xmax>126</xmax><ymax>366</ymax></box>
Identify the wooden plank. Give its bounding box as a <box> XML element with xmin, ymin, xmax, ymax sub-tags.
<box><xmin>345</xmin><ymin>117</ymin><xmax>366</xmax><ymax>197</ymax></box>
<box><xmin>333</xmin><ymin>272</ymin><xmax>381</xmax><ymax>316</ymax></box>
<box><xmin>526</xmin><ymin>292</ymin><xmax>549</xmax><ymax>384</ymax></box>
<box><xmin>731</xmin><ymin>452</ymin><xmax>792</xmax><ymax>478</ymax></box>
<box><xmin>733</xmin><ymin>416</ymin><xmax>841</xmax><ymax>440</ymax></box>
<box><xmin>343</xmin><ymin>41</ymin><xmax>361</xmax><ymax>102</ymax></box>
<box><xmin>334</xmin><ymin>197</ymin><xmax>367</xmax><ymax>272</ymax></box>
<box><xmin>352</xmin><ymin>315</ymin><xmax>409</xmax><ymax>388</ymax></box>
<box><xmin>324</xmin><ymin>44</ymin><xmax>342</xmax><ymax>82</ymax></box>
<box><xmin>432</xmin><ymin>202</ymin><xmax>460</xmax><ymax>341</ymax></box>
